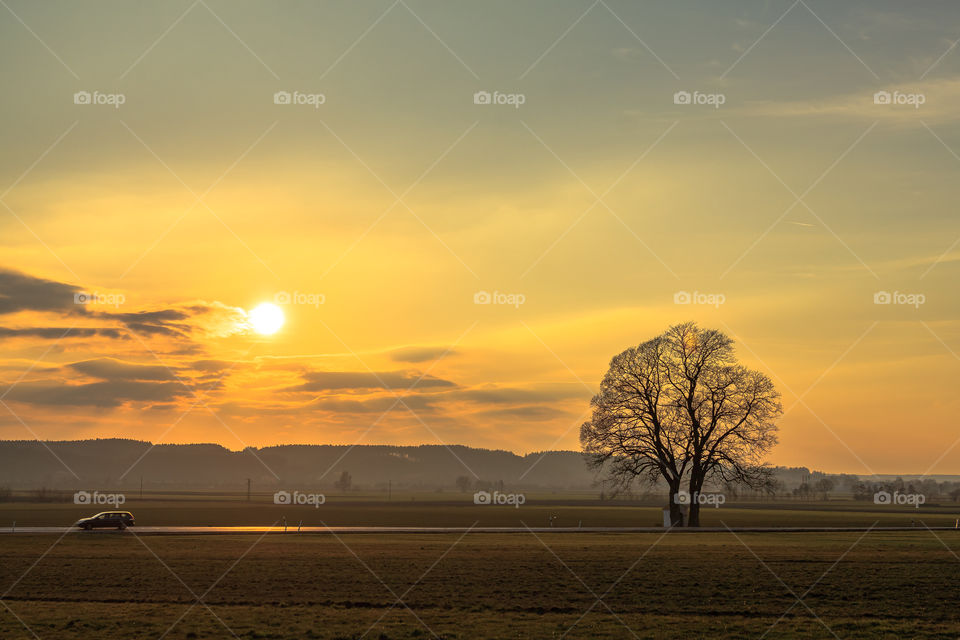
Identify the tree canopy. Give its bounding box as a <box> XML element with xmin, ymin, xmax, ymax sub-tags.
<box><xmin>581</xmin><ymin>322</ymin><xmax>782</xmax><ymax>526</ymax></box>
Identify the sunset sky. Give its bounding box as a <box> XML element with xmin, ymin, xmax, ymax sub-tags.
<box><xmin>1</xmin><ymin>0</ymin><xmax>959</xmax><ymax>474</ymax></box>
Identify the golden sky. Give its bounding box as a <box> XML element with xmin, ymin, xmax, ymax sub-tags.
<box><xmin>1</xmin><ymin>1</ymin><xmax>959</xmax><ymax>474</ymax></box>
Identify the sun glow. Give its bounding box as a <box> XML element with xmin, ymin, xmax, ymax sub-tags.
<box><xmin>248</xmin><ymin>302</ymin><xmax>285</xmax><ymax>335</ymax></box>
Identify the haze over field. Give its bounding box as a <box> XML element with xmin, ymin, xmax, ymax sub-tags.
<box><xmin>1</xmin><ymin>0</ymin><xmax>960</xmax><ymax>476</ymax></box>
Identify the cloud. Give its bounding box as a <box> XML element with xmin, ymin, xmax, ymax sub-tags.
<box><xmin>68</xmin><ymin>358</ymin><xmax>179</xmax><ymax>382</ymax></box>
<box><xmin>389</xmin><ymin>345</ymin><xmax>458</xmax><ymax>363</ymax></box>
<box><xmin>305</xmin><ymin>394</ymin><xmax>438</xmax><ymax>414</ymax></box>
<box><xmin>0</xmin><ymin>268</ymin><xmax>82</xmax><ymax>315</ymax></box>
<box><xmin>2</xmin><ymin>379</ymin><xmax>187</xmax><ymax>408</ymax></box>
<box><xmin>0</xmin><ymin>327</ymin><xmax>125</xmax><ymax>340</ymax></box>
<box><xmin>1</xmin><ymin>358</ymin><xmax>192</xmax><ymax>408</ymax></box>
<box><xmin>289</xmin><ymin>370</ymin><xmax>457</xmax><ymax>392</ymax></box>
<box><xmin>474</xmin><ymin>406</ymin><xmax>567</xmax><ymax>421</ymax></box>
<box><xmin>453</xmin><ymin>385</ymin><xmax>588</xmax><ymax>405</ymax></box>
<box><xmin>742</xmin><ymin>76</ymin><xmax>960</xmax><ymax>125</ymax></box>
<box><xmin>104</xmin><ymin>309</ymin><xmax>192</xmax><ymax>337</ymax></box>
<box><xmin>191</xmin><ymin>359</ymin><xmax>235</xmax><ymax>372</ymax></box>
<box><xmin>0</xmin><ymin>267</ymin><xmax>249</xmax><ymax>344</ymax></box>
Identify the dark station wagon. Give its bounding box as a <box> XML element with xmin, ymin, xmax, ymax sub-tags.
<box><xmin>74</xmin><ymin>511</ymin><xmax>135</xmax><ymax>530</ymax></box>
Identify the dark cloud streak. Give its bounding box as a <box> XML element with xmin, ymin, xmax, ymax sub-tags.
<box><xmin>0</xmin><ymin>268</ymin><xmax>81</xmax><ymax>315</ymax></box>
<box><xmin>289</xmin><ymin>370</ymin><xmax>457</xmax><ymax>392</ymax></box>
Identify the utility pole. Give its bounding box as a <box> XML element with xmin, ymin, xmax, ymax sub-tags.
<box><xmin>139</xmin><ymin>476</ymin><xmax>143</xmax><ymax>499</ymax></box>
<box><xmin>247</xmin><ymin>478</ymin><xmax>251</xmax><ymax>502</ymax></box>
<box><xmin>388</xmin><ymin>480</ymin><xmax>391</xmax><ymax>501</ymax></box>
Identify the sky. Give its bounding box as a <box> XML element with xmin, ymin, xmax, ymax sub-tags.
<box><xmin>1</xmin><ymin>0</ymin><xmax>959</xmax><ymax>475</ymax></box>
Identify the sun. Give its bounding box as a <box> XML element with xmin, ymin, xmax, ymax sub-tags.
<box><xmin>248</xmin><ymin>302</ymin><xmax>285</xmax><ymax>335</ymax></box>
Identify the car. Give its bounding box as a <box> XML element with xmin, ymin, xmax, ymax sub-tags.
<box><xmin>74</xmin><ymin>511</ymin><xmax>135</xmax><ymax>530</ymax></box>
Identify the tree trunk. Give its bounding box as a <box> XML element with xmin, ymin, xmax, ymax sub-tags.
<box><xmin>667</xmin><ymin>480</ymin><xmax>684</xmax><ymax>527</ymax></box>
<box><xmin>686</xmin><ymin>480</ymin><xmax>703</xmax><ymax>527</ymax></box>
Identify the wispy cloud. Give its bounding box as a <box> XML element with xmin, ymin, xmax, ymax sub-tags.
<box><xmin>743</xmin><ymin>76</ymin><xmax>960</xmax><ymax>125</ymax></box>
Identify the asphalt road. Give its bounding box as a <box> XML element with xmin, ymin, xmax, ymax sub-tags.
<box><xmin>4</xmin><ymin>525</ymin><xmax>959</xmax><ymax>534</ymax></box>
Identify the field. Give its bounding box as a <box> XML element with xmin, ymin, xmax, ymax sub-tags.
<box><xmin>2</xmin><ymin>496</ymin><xmax>960</xmax><ymax>638</ymax></box>
<box><xmin>2</xmin><ymin>530</ymin><xmax>960</xmax><ymax>639</ymax></box>
<box><xmin>1</xmin><ymin>492</ymin><xmax>958</xmax><ymax>529</ymax></box>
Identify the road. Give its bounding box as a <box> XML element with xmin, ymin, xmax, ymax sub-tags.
<box><xmin>4</xmin><ymin>525</ymin><xmax>959</xmax><ymax>534</ymax></box>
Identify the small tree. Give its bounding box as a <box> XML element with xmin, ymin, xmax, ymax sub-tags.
<box><xmin>814</xmin><ymin>478</ymin><xmax>835</xmax><ymax>501</ymax></box>
<box><xmin>455</xmin><ymin>476</ymin><xmax>471</xmax><ymax>493</ymax></box>
<box><xmin>334</xmin><ymin>471</ymin><xmax>352</xmax><ymax>493</ymax></box>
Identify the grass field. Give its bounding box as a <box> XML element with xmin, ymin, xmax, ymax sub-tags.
<box><xmin>1</xmin><ymin>494</ymin><xmax>958</xmax><ymax>529</ymax></box>
<box><xmin>2</xmin><ymin>530</ymin><xmax>960</xmax><ymax>639</ymax></box>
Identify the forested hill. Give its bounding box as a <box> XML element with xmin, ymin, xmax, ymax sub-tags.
<box><xmin>0</xmin><ymin>439</ymin><xmax>599</xmax><ymax>491</ymax></box>
<box><xmin>3</xmin><ymin>440</ymin><xmax>943</xmax><ymax>494</ymax></box>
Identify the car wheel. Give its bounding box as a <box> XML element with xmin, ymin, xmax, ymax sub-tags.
<box><xmin>82</xmin><ymin>524</ymin><xmax>91</xmax><ymax>531</ymax></box>
<box><xmin>118</xmin><ymin>523</ymin><xmax>126</xmax><ymax>530</ymax></box>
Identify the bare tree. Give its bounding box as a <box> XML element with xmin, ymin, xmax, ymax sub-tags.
<box><xmin>814</xmin><ymin>478</ymin><xmax>835</xmax><ymax>501</ymax></box>
<box><xmin>581</xmin><ymin>322</ymin><xmax>781</xmax><ymax>527</ymax></box>
<box><xmin>334</xmin><ymin>470</ymin><xmax>352</xmax><ymax>493</ymax></box>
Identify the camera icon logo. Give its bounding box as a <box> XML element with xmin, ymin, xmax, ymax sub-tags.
<box><xmin>473</xmin><ymin>91</ymin><xmax>491</xmax><ymax>105</ymax></box>
<box><xmin>674</xmin><ymin>490</ymin><xmax>691</xmax><ymax>505</ymax></box>
<box><xmin>73</xmin><ymin>490</ymin><xmax>92</xmax><ymax>504</ymax></box>
<box><xmin>274</xmin><ymin>91</ymin><xmax>292</xmax><ymax>105</ymax></box>
<box><xmin>274</xmin><ymin>291</ymin><xmax>292</xmax><ymax>305</ymax></box>
<box><xmin>473</xmin><ymin>290</ymin><xmax>492</xmax><ymax>305</ymax></box>
<box><xmin>873</xmin><ymin>291</ymin><xmax>892</xmax><ymax>305</ymax></box>
<box><xmin>873</xmin><ymin>490</ymin><xmax>892</xmax><ymax>505</ymax></box>
<box><xmin>273</xmin><ymin>490</ymin><xmax>292</xmax><ymax>505</ymax></box>
<box><xmin>73</xmin><ymin>91</ymin><xmax>91</xmax><ymax>105</ymax></box>
<box><xmin>673</xmin><ymin>91</ymin><xmax>691</xmax><ymax>105</ymax></box>
<box><xmin>473</xmin><ymin>490</ymin><xmax>491</xmax><ymax>504</ymax></box>
<box><xmin>673</xmin><ymin>291</ymin><xmax>692</xmax><ymax>305</ymax></box>
<box><xmin>873</xmin><ymin>91</ymin><xmax>892</xmax><ymax>105</ymax></box>
<box><xmin>74</xmin><ymin>291</ymin><xmax>91</xmax><ymax>305</ymax></box>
